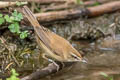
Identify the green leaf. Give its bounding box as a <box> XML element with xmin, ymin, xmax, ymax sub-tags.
<box><xmin>0</xmin><ymin>13</ymin><xmax>5</xmax><ymax>25</ymax></box>
<box><xmin>92</xmin><ymin>2</ymin><xmax>100</xmax><ymax>6</ymax></box>
<box><xmin>100</xmin><ymin>72</ymin><xmax>108</xmax><ymax>78</ymax></box>
<box><xmin>7</xmin><ymin>76</ymin><xmax>20</xmax><ymax>80</ymax></box>
<box><xmin>6</xmin><ymin>69</ymin><xmax>20</xmax><ymax>80</ymax></box>
<box><xmin>12</xmin><ymin>10</ymin><xmax>18</xmax><ymax>17</ymax></box>
<box><xmin>17</xmin><ymin>13</ymin><xmax>23</xmax><ymax>20</ymax></box>
<box><xmin>0</xmin><ymin>17</ymin><xmax>5</xmax><ymax>25</ymax></box>
<box><xmin>8</xmin><ymin>22</ymin><xmax>20</xmax><ymax>33</ymax></box>
<box><xmin>12</xmin><ymin>10</ymin><xmax>23</xmax><ymax>21</ymax></box>
<box><xmin>76</xmin><ymin>0</ymin><xmax>83</xmax><ymax>4</ymax></box>
<box><xmin>10</xmin><ymin>16</ymin><xmax>15</xmax><ymax>21</ymax></box>
<box><xmin>4</xmin><ymin>15</ymin><xmax>12</xmax><ymax>23</ymax></box>
<box><xmin>0</xmin><ymin>14</ymin><xmax>3</xmax><ymax>17</ymax></box>
<box><xmin>109</xmin><ymin>77</ymin><xmax>113</xmax><ymax>80</ymax></box>
<box><xmin>20</xmin><ymin>31</ymin><xmax>28</xmax><ymax>39</ymax></box>
<box><xmin>11</xmin><ymin>69</ymin><xmax>19</xmax><ymax>76</ymax></box>
<box><xmin>16</xmin><ymin>1</ymin><xmax>22</xmax><ymax>6</ymax></box>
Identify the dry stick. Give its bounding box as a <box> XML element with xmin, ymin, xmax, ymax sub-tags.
<box><xmin>87</xmin><ymin>1</ymin><xmax>120</xmax><ymax>17</ymax></box>
<box><xmin>0</xmin><ymin>1</ymin><xmax>16</xmax><ymax>8</ymax></box>
<box><xmin>21</xmin><ymin>62</ymin><xmax>75</xmax><ymax>80</ymax></box>
<box><xmin>0</xmin><ymin>0</ymin><xmax>65</xmax><ymax>9</ymax></box>
<box><xmin>34</xmin><ymin>9</ymin><xmax>87</xmax><ymax>23</ymax></box>
<box><xmin>31</xmin><ymin>1</ymin><xmax>120</xmax><ymax>23</ymax></box>
<box><xmin>83</xmin><ymin>0</ymin><xmax>119</xmax><ymax>6</ymax></box>
<box><xmin>42</xmin><ymin>0</ymin><xmax>118</xmax><ymax>12</ymax></box>
<box><xmin>1</xmin><ymin>0</ymin><xmax>118</xmax><ymax>9</ymax></box>
<box><xmin>0</xmin><ymin>0</ymin><xmax>116</xmax><ymax>9</ymax></box>
<box><xmin>3</xmin><ymin>0</ymin><xmax>66</xmax><ymax>4</ymax></box>
<box><xmin>42</xmin><ymin>0</ymin><xmax>110</xmax><ymax>11</ymax></box>
<box><xmin>41</xmin><ymin>4</ymin><xmax>73</xmax><ymax>12</ymax></box>
<box><xmin>0</xmin><ymin>1</ymin><xmax>27</xmax><ymax>9</ymax></box>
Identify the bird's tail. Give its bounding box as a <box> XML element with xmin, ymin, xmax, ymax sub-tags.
<box><xmin>23</xmin><ymin>6</ymin><xmax>42</xmax><ymax>29</ymax></box>
<box><xmin>23</xmin><ymin>6</ymin><xmax>51</xmax><ymax>48</ymax></box>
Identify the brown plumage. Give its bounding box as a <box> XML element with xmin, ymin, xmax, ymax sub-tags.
<box><xmin>23</xmin><ymin>6</ymin><xmax>84</xmax><ymax>62</ymax></box>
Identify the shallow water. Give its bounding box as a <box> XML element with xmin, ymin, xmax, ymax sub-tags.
<box><xmin>40</xmin><ymin>19</ymin><xmax>120</xmax><ymax>80</ymax></box>
<box><xmin>40</xmin><ymin>39</ymin><xmax>120</xmax><ymax>80</ymax></box>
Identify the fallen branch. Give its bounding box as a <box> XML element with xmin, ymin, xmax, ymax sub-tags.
<box><xmin>29</xmin><ymin>1</ymin><xmax>120</xmax><ymax>23</ymax></box>
<box><xmin>83</xmin><ymin>0</ymin><xmax>119</xmax><ymax>6</ymax></box>
<box><xmin>0</xmin><ymin>0</ymin><xmax>65</xmax><ymax>9</ymax></box>
<box><xmin>87</xmin><ymin>1</ymin><xmax>120</xmax><ymax>17</ymax></box>
<box><xmin>41</xmin><ymin>4</ymin><xmax>73</xmax><ymax>11</ymax></box>
<box><xmin>20</xmin><ymin>62</ymin><xmax>75</xmax><ymax>80</ymax></box>
<box><xmin>34</xmin><ymin>9</ymin><xmax>87</xmax><ymax>23</ymax></box>
<box><xmin>0</xmin><ymin>1</ymin><xmax>16</xmax><ymax>8</ymax></box>
<box><xmin>0</xmin><ymin>1</ymin><xmax>27</xmax><ymax>8</ymax></box>
<box><xmin>1</xmin><ymin>1</ymin><xmax>120</xmax><ymax>29</ymax></box>
<box><xmin>42</xmin><ymin>0</ymin><xmax>118</xmax><ymax>12</ymax></box>
<box><xmin>3</xmin><ymin>0</ymin><xmax>66</xmax><ymax>4</ymax></box>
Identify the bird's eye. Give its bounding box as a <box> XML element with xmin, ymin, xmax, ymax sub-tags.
<box><xmin>70</xmin><ymin>53</ymin><xmax>79</xmax><ymax>60</ymax></box>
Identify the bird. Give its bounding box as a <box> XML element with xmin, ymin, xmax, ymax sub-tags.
<box><xmin>23</xmin><ymin>6</ymin><xmax>86</xmax><ymax>66</ymax></box>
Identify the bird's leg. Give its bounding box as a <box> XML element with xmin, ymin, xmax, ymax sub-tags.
<box><xmin>56</xmin><ymin>61</ymin><xmax>65</xmax><ymax>70</ymax></box>
<box><xmin>42</xmin><ymin>54</ymin><xmax>60</xmax><ymax>71</ymax></box>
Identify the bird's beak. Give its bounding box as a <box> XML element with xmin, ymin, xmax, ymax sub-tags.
<box><xmin>82</xmin><ymin>59</ymin><xmax>87</xmax><ymax>63</ymax></box>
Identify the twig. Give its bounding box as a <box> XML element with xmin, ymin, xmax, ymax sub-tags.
<box><xmin>0</xmin><ymin>1</ymin><xmax>27</xmax><ymax>8</ymax></box>
<box><xmin>0</xmin><ymin>1</ymin><xmax>16</xmax><ymax>8</ymax></box>
<box><xmin>42</xmin><ymin>0</ymin><xmax>119</xmax><ymax>12</ymax></box>
<box><xmin>21</xmin><ymin>62</ymin><xmax>75</xmax><ymax>80</ymax></box>
<box><xmin>0</xmin><ymin>36</ymin><xmax>20</xmax><ymax>67</ymax></box>
<box><xmin>3</xmin><ymin>0</ymin><xmax>66</xmax><ymax>4</ymax></box>
<box><xmin>87</xmin><ymin>1</ymin><xmax>120</xmax><ymax>17</ymax></box>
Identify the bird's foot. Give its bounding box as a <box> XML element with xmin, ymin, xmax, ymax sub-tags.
<box><xmin>48</xmin><ymin>59</ymin><xmax>60</xmax><ymax>72</ymax></box>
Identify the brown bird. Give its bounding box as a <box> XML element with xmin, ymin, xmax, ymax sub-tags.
<box><xmin>23</xmin><ymin>6</ymin><xmax>86</xmax><ymax>64</ymax></box>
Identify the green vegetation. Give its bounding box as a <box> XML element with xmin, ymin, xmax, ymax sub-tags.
<box><xmin>16</xmin><ymin>1</ymin><xmax>28</xmax><ymax>6</ymax></box>
<box><xmin>92</xmin><ymin>2</ymin><xmax>100</xmax><ymax>6</ymax></box>
<box><xmin>0</xmin><ymin>10</ymin><xmax>29</xmax><ymax>39</ymax></box>
<box><xmin>76</xmin><ymin>0</ymin><xmax>83</xmax><ymax>5</ymax></box>
<box><xmin>20</xmin><ymin>31</ymin><xmax>29</xmax><ymax>39</ymax></box>
<box><xmin>100</xmin><ymin>72</ymin><xmax>113</xmax><ymax>80</ymax></box>
<box><xmin>0</xmin><ymin>14</ymin><xmax>5</xmax><ymax>25</ymax></box>
<box><xmin>6</xmin><ymin>69</ymin><xmax>20</xmax><ymax>80</ymax></box>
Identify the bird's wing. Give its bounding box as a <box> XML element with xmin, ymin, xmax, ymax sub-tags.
<box><xmin>23</xmin><ymin>6</ymin><xmax>63</xmax><ymax>57</ymax></box>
